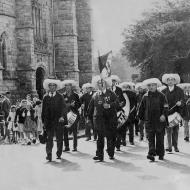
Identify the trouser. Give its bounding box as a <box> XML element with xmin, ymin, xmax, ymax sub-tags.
<box><xmin>0</xmin><ymin>123</ymin><xmax>4</xmax><ymax>137</ymax></box>
<box><xmin>116</xmin><ymin>125</ymin><xmax>126</xmax><ymax>149</ymax></box>
<box><xmin>96</xmin><ymin>130</ymin><xmax>116</xmax><ymax>158</ymax></box>
<box><xmin>46</xmin><ymin>124</ymin><xmax>64</xmax><ymax>157</ymax></box>
<box><xmin>166</xmin><ymin>125</ymin><xmax>179</xmax><ymax>149</ymax></box>
<box><xmin>64</xmin><ymin>121</ymin><xmax>78</xmax><ymax>149</ymax></box>
<box><xmin>139</xmin><ymin>120</ymin><xmax>148</xmax><ymax>139</ymax></box>
<box><xmin>134</xmin><ymin>119</ymin><xmax>139</xmax><ymax>134</ymax></box>
<box><xmin>148</xmin><ymin>130</ymin><xmax>165</xmax><ymax>157</ymax></box>
<box><xmin>183</xmin><ymin>120</ymin><xmax>189</xmax><ymax>138</ymax></box>
<box><xmin>127</xmin><ymin>122</ymin><xmax>134</xmax><ymax>143</ymax></box>
<box><xmin>85</xmin><ymin>118</ymin><xmax>97</xmax><ymax>140</ymax></box>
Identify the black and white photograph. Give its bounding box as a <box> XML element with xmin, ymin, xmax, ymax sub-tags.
<box><xmin>0</xmin><ymin>0</ymin><xmax>190</xmax><ymax>189</ymax></box>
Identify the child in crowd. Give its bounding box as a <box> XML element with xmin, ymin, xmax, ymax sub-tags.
<box><xmin>15</xmin><ymin>99</ymin><xmax>27</xmax><ymax>144</ymax></box>
<box><xmin>7</xmin><ymin>105</ymin><xmax>17</xmax><ymax>143</ymax></box>
<box><xmin>23</xmin><ymin>102</ymin><xmax>37</xmax><ymax>145</ymax></box>
<box><xmin>34</xmin><ymin>100</ymin><xmax>43</xmax><ymax>142</ymax></box>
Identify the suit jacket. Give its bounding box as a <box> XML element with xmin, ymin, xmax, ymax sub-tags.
<box><xmin>87</xmin><ymin>89</ymin><xmax>119</xmax><ymax>132</ymax></box>
<box><xmin>80</xmin><ymin>92</ymin><xmax>94</xmax><ymax>116</ymax></box>
<box><xmin>1</xmin><ymin>98</ymin><xmax>11</xmax><ymax>119</ymax></box>
<box><xmin>113</xmin><ymin>86</ymin><xmax>126</xmax><ymax>110</ymax></box>
<box><xmin>123</xmin><ymin>90</ymin><xmax>137</xmax><ymax>122</ymax></box>
<box><xmin>42</xmin><ymin>92</ymin><xmax>67</xmax><ymax>129</ymax></box>
<box><xmin>63</xmin><ymin>91</ymin><xmax>81</xmax><ymax>116</ymax></box>
<box><xmin>138</xmin><ymin>90</ymin><xmax>168</xmax><ymax>132</ymax></box>
<box><xmin>162</xmin><ymin>86</ymin><xmax>185</xmax><ymax>116</ymax></box>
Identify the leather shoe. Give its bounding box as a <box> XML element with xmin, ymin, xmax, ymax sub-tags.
<box><xmin>63</xmin><ymin>148</ymin><xmax>70</xmax><ymax>152</ymax></box>
<box><xmin>46</xmin><ymin>154</ymin><xmax>52</xmax><ymax>162</ymax></box>
<box><xmin>165</xmin><ymin>148</ymin><xmax>172</xmax><ymax>152</ymax></box>
<box><xmin>93</xmin><ymin>156</ymin><xmax>103</xmax><ymax>162</ymax></box>
<box><xmin>147</xmin><ymin>155</ymin><xmax>155</xmax><ymax>162</ymax></box>
<box><xmin>159</xmin><ymin>156</ymin><xmax>164</xmax><ymax>160</ymax></box>
<box><xmin>72</xmin><ymin>148</ymin><xmax>77</xmax><ymax>152</ymax></box>
<box><xmin>174</xmin><ymin>147</ymin><xmax>179</xmax><ymax>152</ymax></box>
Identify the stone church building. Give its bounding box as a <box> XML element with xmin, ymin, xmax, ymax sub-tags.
<box><xmin>0</xmin><ymin>0</ymin><xmax>93</xmax><ymax>100</ymax></box>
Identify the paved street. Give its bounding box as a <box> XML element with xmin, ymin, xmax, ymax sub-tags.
<box><xmin>0</xmin><ymin>129</ymin><xmax>190</xmax><ymax>190</ymax></box>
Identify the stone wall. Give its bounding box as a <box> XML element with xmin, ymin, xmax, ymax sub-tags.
<box><xmin>76</xmin><ymin>0</ymin><xmax>93</xmax><ymax>86</ymax></box>
<box><xmin>0</xmin><ymin>0</ymin><xmax>93</xmax><ymax>100</ymax></box>
<box><xmin>54</xmin><ymin>0</ymin><xmax>79</xmax><ymax>82</ymax></box>
<box><xmin>0</xmin><ymin>0</ymin><xmax>17</xmax><ymax>95</ymax></box>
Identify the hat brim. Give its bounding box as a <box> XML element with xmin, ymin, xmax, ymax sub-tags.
<box><xmin>143</xmin><ymin>78</ymin><xmax>162</xmax><ymax>88</ymax></box>
<box><xmin>43</xmin><ymin>79</ymin><xmax>62</xmax><ymax>90</ymax></box>
<box><xmin>162</xmin><ymin>74</ymin><xmax>180</xmax><ymax>84</ymax></box>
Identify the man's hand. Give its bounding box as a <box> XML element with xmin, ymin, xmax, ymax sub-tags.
<box><xmin>176</xmin><ymin>101</ymin><xmax>182</xmax><ymax>106</ymax></box>
<box><xmin>119</xmin><ymin>102</ymin><xmax>124</xmax><ymax>107</ymax></box>
<box><xmin>70</xmin><ymin>101</ymin><xmax>75</xmax><ymax>107</ymax></box>
<box><xmin>59</xmin><ymin>117</ymin><xmax>65</xmax><ymax>123</ymax></box>
<box><xmin>103</xmin><ymin>103</ymin><xmax>110</xmax><ymax>109</ymax></box>
<box><xmin>160</xmin><ymin>115</ymin><xmax>166</xmax><ymax>122</ymax></box>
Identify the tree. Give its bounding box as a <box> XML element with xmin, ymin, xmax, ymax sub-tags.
<box><xmin>121</xmin><ymin>0</ymin><xmax>190</xmax><ymax>80</ymax></box>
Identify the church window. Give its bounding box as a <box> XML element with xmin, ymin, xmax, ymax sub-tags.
<box><xmin>0</xmin><ymin>32</ymin><xmax>7</xmax><ymax>69</ymax></box>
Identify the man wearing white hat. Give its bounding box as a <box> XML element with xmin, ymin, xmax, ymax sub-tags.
<box><xmin>42</xmin><ymin>77</ymin><xmax>67</xmax><ymax>162</ymax></box>
<box><xmin>80</xmin><ymin>83</ymin><xmax>97</xmax><ymax>141</ymax></box>
<box><xmin>88</xmin><ymin>76</ymin><xmax>119</xmax><ymax>161</ymax></box>
<box><xmin>162</xmin><ymin>73</ymin><xmax>185</xmax><ymax>152</ymax></box>
<box><xmin>119</xmin><ymin>82</ymin><xmax>137</xmax><ymax>145</ymax></box>
<box><xmin>138</xmin><ymin>78</ymin><xmax>168</xmax><ymax>161</ymax></box>
<box><xmin>62</xmin><ymin>80</ymin><xmax>81</xmax><ymax>152</ymax></box>
<box><xmin>177</xmin><ymin>83</ymin><xmax>190</xmax><ymax>142</ymax></box>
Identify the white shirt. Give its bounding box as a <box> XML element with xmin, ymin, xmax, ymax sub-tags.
<box><xmin>168</xmin><ymin>86</ymin><xmax>174</xmax><ymax>92</ymax></box>
<box><xmin>49</xmin><ymin>92</ymin><xmax>56</xmax><ymax>97</ymax></box>
<box><xmin>112</xmin><ymin>86</ymin><xmax>116</xmax><ymax>92</ymax></box>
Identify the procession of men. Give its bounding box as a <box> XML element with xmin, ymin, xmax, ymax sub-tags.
<box><xmin>40</xmin><ymin>72</ymin><xmax>189</xmax><ymax>163</ymax></box>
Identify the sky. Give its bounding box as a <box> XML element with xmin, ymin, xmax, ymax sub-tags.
<box><xmin>91</xmin><ymin>0</ymin><xmax>157</xmax><ymax>56</ymax></box>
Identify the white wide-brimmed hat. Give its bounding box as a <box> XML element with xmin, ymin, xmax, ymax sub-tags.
<box><xmin>92</xmin><ymin>75</ymin><xmax>112</xmax><ymax>89</ymax></box>
<box><xmin>143</xmin><ymin>78</ymin><xmax>162</xmax><ymax>88</ymax></box>
<box><xmin>62</xmin><ymin>80</ymin><xmax>78</xmax><ymax>89</ymax></box>
<box><xmin>162</xmin><ymin>73</ymin><xmax>180</xmax><ymax>85</ymax></box>
<box><xmin>135</xmin><ymin>82</ymin><xmax>146</xmax><ymax>90</ymax></box>
<box><xmin>43</xmin><ymin>78</ymin><xmax>62</xmax><ymax>90</ymax></box>
<box><xmin>177</xmin><ymin>83</ymin><xmax>190</xmax><ymax>90</ymax></box>
<box><xmin>82</xmin><ymin>83</ymin><xmax>94</xmax><ymax>90</ymax></box>
<box><xmin>157</xmin><ymin>85</ymin><xmax>167</xmax><ymax>92</ymax></box>
<box><xmin>110</xmin><ymin>75</ymin><xmax>121</xmax><ymax>83</ymax></box>
<box><xmin>119</xmin><ymin>82</ymin><xmax>135</xmax><ymax>91</ymax></box>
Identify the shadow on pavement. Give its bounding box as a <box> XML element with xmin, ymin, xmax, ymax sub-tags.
<box><xmin>156</xmin><ymin>159</ymin><xmax>190</xmax><ymax>174</ymax></box>
<box><xmin>48</xmin><ymin>159</ymin><xmax>81</xmax><ymax>172</ymax></box>
<box><xmin>172</xmin><ymin>152</ymin><xmax>190</xmax><ymax>160</ymax></box>
<box><xmin>101</xmin><ymin>158</ymin><xmax>142</xmax><ymax>172</ymax></box>
<box><xmin>126</xmin><ymin>143</ymin><xmax>148</xmax><ymax>153</ymax></box>
<box><xmin>115</xmin><ymin>150</ymin><xmax>145</xmax><ymax>160</ymax></box>
<box><xmin>67</xmin><ymin>151</ymin><xmax>92</xmax><ymax>159</ymax></box>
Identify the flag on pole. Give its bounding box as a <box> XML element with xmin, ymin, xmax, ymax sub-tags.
<box><xmin>98</xmin><ymin>51</ymin><xmax>112</xmax><ymax>79</ymax></box>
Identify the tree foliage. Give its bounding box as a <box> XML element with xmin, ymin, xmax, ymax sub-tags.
<box><xmin>121</xmin><ymin>0</ymin><xmax>190</xmax><ymax>80</ymax></box>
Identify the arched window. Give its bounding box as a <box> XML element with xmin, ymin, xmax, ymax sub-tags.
<box><xmin>0</xmin><ymin>32</ymin><xmax>8</xmax><ymax>69</ymax></box>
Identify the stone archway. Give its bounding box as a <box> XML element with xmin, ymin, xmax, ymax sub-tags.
<box><xmin>36</xmin><ymin>67</ymin><xmax>45</xmax><ymax>100</ymax></box>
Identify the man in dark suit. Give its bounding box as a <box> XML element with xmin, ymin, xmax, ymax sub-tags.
<box><xmin>121</xmin><ymin>82</ymin><xmax>137</xmax><ymax>145</ymax></box>
<box><xmin>80</xmin><ymin>83</ymin><xmax>96</xmax><ymax>141</ymax></box>
<box><xmin>138</xmin><ymin>78</ymin><xmax>168</xmax><ymax>161</ymax></box>
<box><xmin>1</xmin><ymin>92</ymin><xmax>11</xmax><ymax>140</ymax></box>
<box><xmin>162</xmin><ymin>74</ymin><xmax>185</xmax><ymax>152</ymax></box>
<box><xmin>62</xmin><ymin>80</ymin><xmax>81</xmax><ymax>152</ymax></box>
<box><xmin>88</xmin><ymin>76</ymin><xmax>119</xmax><ymax>161</ymax></box>
<box><xmin>42</xmin><ymin>77</ymin><xmax>67</xmax><ymax>162</ymax></box>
